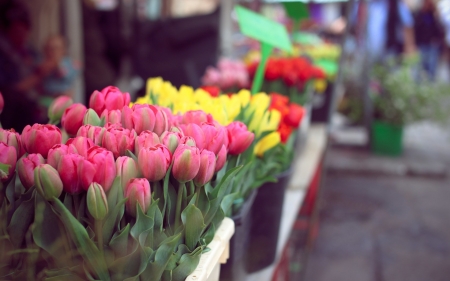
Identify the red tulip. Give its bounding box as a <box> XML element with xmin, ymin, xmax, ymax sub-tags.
<box><xmin>194</xmin><ymin>149</ymin><xmax>216</xmax><ymax>186</ymax></box>
<box><xmin>77</xmin><ymin>125</ymin><xmax>105</xmax><ymax>146</ymax></box>
<box><xmin>284</xmin><ymin>103</ymin><xmax>305</xmax><ymax>128</ymax></box>
<box><xmin>89</xmin><ymin>86</ymin><xmax>131</xmax><ymax>116</ymax></box>
<box><xmin>160</xmin><ymin>131</ymin><xmax>182</xmax><ymax>154</ymax></box>
<box><xmin>48</xmin><ymin>95</ymin><xmax>73</xmax><ymax>124</ymax></box>
<box><xmin>57</xmin><ymin>153</ymin><xmax>96</xmax><ymax>194</ymax></box>
<box><xmin>124</xmin><ymin>178</ymin><xmax>151</xmax><ymax>217</ymax></box>
<box><xmin>47</xmin><ymin>144</ymin><xmax>71</xmax><ymax>169</ymax></box>
<box><xmin>122</xmin><ymin>104</ymin><xmax>155</xmax><ymax>135</ymax></box>
<box><xmin>21</xmin><ymin>124</ymin><xmax>62</xmax><ymax>158</ymax></box>
<box><xmin>116</xmin><ymin>156</ymin><xmax>138</xmax><ymax>188</ymax></box>
<box><xmin>172</xmin><ymin>144</ymin><xmax>200</xmax><ymax>183</ymax></box>
<box><xmin>87</xmin><ymin>146</ymin><xmax>116</xmax><ymax>191</ymax></box>
<box><xmin>61</xmin><ymin>104</ymin><xmax>87</xmax><ymax>136</ymax></box>
<box><xmin>0</xmin><ymin>128</ymin><xmax>24</xmax><ymax>158</ymax></box>
<box><xmin>101</xmin><ymin>109</ymin><xmax>122</xmax><ymax>125</ymax></box>
<box><xmin>0</xmin><ymin>142</ymin><xmax>17</xmax><ymax>181</ymax></box>
<box><xmin>181</xmin><ymin>110</ymin><xmax>213</xmax><ymax>125</ymax></box>
<box><xmin>66</xmin><ymin>136</ymin><xmax>95</xmax><ymax>158</ymax></box>
<box><xmin>201</xmin><ymin>123</ymin><xmax>226</xmax><ymax>155</ymax></box>
<box><xmin>200</xmin><ymin>86</ymin><xmax>221</xmax><ymax>97</ymax></box>
<box><xmin>102</xmin><ymin>127</ymin><xmax>136</xmax><ymax>158</ymax></box>
<box><xmin>215</xmin><ymin>145</ymin><xmax>227</xmax><ymax>172</ymax></box>
<box><xmin>226</xmin><ymin>122</ymin><xmax>254</xmax><ymax>155</ymax></box>
<box><xmin>279</xmin><ymin>122</ymin><xmax>294</xmax><ymax>144</ymax></box>
<box><xmin>138</xmin><ymin>144</ymin><xmax>171</xmax><ymax>182</ymax></box>
<box><xmin>17</xmin><ymin>153</ymin><xmax>45</xmax><ymax>189</ymax></box>
<box><xmin>135</xmin><ymin>130</ymin><xmax>160</xmax><ymax>155</ymax></box>
<box><xmin>180</xmin><ymin>123</ymin><xmax>205</xmax><ymax>150</ymax></box>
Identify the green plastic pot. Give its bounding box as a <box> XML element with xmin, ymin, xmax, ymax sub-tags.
<box><xmin>371</xmin><ymin>120</ymin><xmax>404</xmax><ymax>156</ymax></box>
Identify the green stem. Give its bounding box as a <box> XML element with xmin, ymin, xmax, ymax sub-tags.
<box><xmin>195</xmin><ymin>184</ymin><xmax>201</xmax><ymax>206</ymax></box>
<box><xmin>174</xmin><ymin>182</ymin><xmax>185</xmax><ymax>231</ymax></box>
<box><xmin>189</xmin><ymin>181</ymin><xmax>195</xmax><ymax>196</ymax></box>
<box><xmin>95</xmin><ymin>219</ymin><xmax>104</xmax><ymax>255</ymax></box>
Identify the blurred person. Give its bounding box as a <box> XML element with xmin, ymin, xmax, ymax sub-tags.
<box><xmin>414</xmin><ymin>0</ymin><xmax>444</xmax><ymax>80</ymax></box>
<box><xmin>0</xmin><ymin>1</ymin><xmax>53</xmax><ymax>131</ymax></box>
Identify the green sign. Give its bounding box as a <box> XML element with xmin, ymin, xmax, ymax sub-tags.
<box><xmin>282</xmin><ymin>2</ymin><xmax>310</xmax><ymax>21</ymax></box>
<box><xmin>235</xmin><ymin>6</ymin><xmax>292</xmax><ymax>93</ymax></box>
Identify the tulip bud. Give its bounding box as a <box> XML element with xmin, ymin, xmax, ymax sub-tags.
<box><xmin>58</xmin><ymin>153</ymin><xmax>96</xmax><ymax>194</ymax></box>
<box><xmin>181</xmin><ymin>110</ymin><xmax>213</xmax><ymax>125</ymax></box>
<box><xmin>83</xmin><ymin>108</ymin><xmax>102</xmax><ymax>127</ymax></box>
<box><xmin>21</xmin><ymin>124</ymin><xmax>62</xmax><ymax>158</ymax></box>
<box><xmin>151</xmin><ymin>105</ymin><xmax>169</xmax><ymax>136</ymax></box>
<box><xmin>215</xmin><ymin>145</ymin><xmax>227</xmax><ymax>172</ymax></box>
<box><xmin>89</xmin><ymin>86</ymin><xmax>131</xmax><ymax>116</ymax></box>
<box><xmin>135</xmin><ymin>130</ymin><xmax>160</xmax><ymax>155</ymax></box>
<box><xmin>138</xmin><ymin>144</ymin><xmax>171</xmax><ymax>182</ymax></box>
<box><xmin>87</xmin><ymin>183</ymin><xmax>108</xmax><ymax>220</ymax></box>
<box><xmin>77</xmin><ymin>125</ymin><xmax>105</xmax><ymax>146</ymax></box>
<box><xmin>101</xmin><ymin>109</ymin><xmax>122</xmax><ymax>125</ymax></box>
<box><xmin>66</xmin><ymin>136</ymin><xmax>95</xmax><ymax>158</ymax></box>
<box><xmin>48</xmin><ymin>96</ymin><xmax>73</xmax><ymax>124</ymax></box>
<box><xmin>226</xmin><ymin>121</ymin><xmax>255</xmax><ymax>155</ymax></box>
<box><xmin>124</xmin><ymin>178</ymin><xmax>151</xmax><ymax>217</ymax></box>
<box><xmin>102</xmin><ymin>127</ymin><xmax>136</xmax><ymax>158</ymax></box>
<box><xmin>201</xmin><ymin>123</ymin><xmax>227</xmax><ymax>155</ymax></box>
<box><xmin>180</xmin><ymin>123</ymin><xmax>205</xmax><ymax>149</ymax></box>
<box><xmin>170</xmin><ymin>127</ymin><xmax>183</xmax><ymax>134</ymax></box>
<box><xmin>194</xmin><ymin>150</ymin><xmax>216</xmax><ymax>187</ymax></box>
<box><xmin>34</xmin><ymin>164</ymin><xmax>63</xmax><ymax>200</ymax></box>
<box><xmin>116</xmin><ymin>156</ymin><xmax>138</xmax><ymax>188</ymax></box>
<box><xmin>47</xmin><ymin>144</ymin><xmax>70</xmax><ymax>169</ymax></box>
<box><xmin>17</xmin><ymin>153</ymin><xmax>45</xmax><ymax>189</ymax></box>
<box><xmin>61</xmin><ymin>104</ymin><xmax>87</xmax><ymax>136</ymax></box>
<box><xmin>0</xmin><ymin>128</ymin><xmax>24</xmax><ymax>158</ymax></box>
<box><xmin>160</xmin><ymin>131</ymin><xmax>182</xmax><ymax>154</ymax></box>
<box><xmin>172</xmin><ymin>144</ymin><xmax>200</xmax><ymax>183</ymax></box>
<box><xmin>122</xmin><ymin>104</ymin><xmax>156</xmax><ymax>135</ymax></box>
<box><xmin>0</xmin><ymin>142</ymin><xmax>17</xmax><ymax>182</ymax></box>
<box><xmin>179</xmin><ymin>136</ymin><xmax>196</xmax><ymax>147</ymax></box>
<box><xmin>87</xmin><ymin>146</ymin><xmax>116</xmax><ymax>191</ymax></box>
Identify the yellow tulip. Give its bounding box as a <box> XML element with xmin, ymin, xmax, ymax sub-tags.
<box><xmin>254</xmin><ymin>132</ymin><xmax>281</xmax><ymax>157</ymax></box>
<box><xmin>236</xmin><ymin>89</ymin><xmax>251</xmax><ymax>107</ymax></box>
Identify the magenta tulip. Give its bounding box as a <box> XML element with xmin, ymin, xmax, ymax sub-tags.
<box><xmin>102</xmin><ymin>127</ymin><xmax>136</xmax><ymax>158</ymax></box>
<box><xmin>226</xmin><ymin>121</ymin><xmax>255</xmax><ymax>155</ymax></box>
<box><xmin>17</xmin><ymin>153</ymin><xmax>45</xmax><ymax>189</ymax></box>
<box><xmin>0</xmin><ymin>142</ymin><xmax>17</xmax><ymax>181</ymax></box>
<box><xmin>66</xmin><ymin>136</ymin><xmax>95</xmax><ymax>158</ymax></box>
<box><xmin>122</xmin><ymin>104</ymin><xmax>155</xmax><ymax>135</ymax></box>
<box><xmin>135</xmin><ymin>130</ymin><xmax>160</xmax><ymax>155</ymax></box>
<box><xmin>215</xmin><ymin>145</ymin><xmax>227</xmax><ymax>172</ymax></box>
<box><xmin>180</xmin><ymin>123</ymin><xmax>205</xmax><ymax>150</ymax></box>
<box><xmin>101</xmin><ymin>109</ymin><xmax>122</xmax><ymax>125</ymax></box>
<box><xmin>194</xmin><ymin>149</ymin><xmax>216</xmax><ymax>187</ymax></box>
<box><xmin>116</xmin><ymin>156</ymin><xmax>138</xmax><ymax>188</ymax></box>
<box><xmin>48</xmin><ymin>95</ymin><xmax>73</xmax><ymax>124</ymax></box>
<box><xmin>124</xmin><ymin>178</ymin><xmax>151</xmax><ymax>217</ymax></box>
<box><xmin>172</xmin><ymin>144</ymin><xmax>200</xmax><ymax>183</ymax></box>
<box><xmin>77</xmin><ymin>125</ymin><xmax>105</xmax><ymax>146</ymax></box>
<box><xmin>61</xmin><ymin>103</ymin><xmax>87</xmax><ymax>136</ymax></box>
<box><xmin>89</xmin><ymin>86</ymin><xmax>131</xmax><ymax>115</ymax></box>
<box><xmin>0</xmin><ymin>128</ymin><xmax>24</xmax><ymax>157</ymax></box>
<box><xmin>57</xmin><ymin>153</ymin><xmax>96</xmax><ymax>193</ymax></box>
<box><xmin>160</xmin><ymin>131</ymin><xmax>182</xmax><ymax>154</ymax></box>
<box><xmin>201</xmin><ymin>123</ymin><xmax>227</xmax><ymax>155</ymax></box>
<box><xmin>21</xmin><ymin>124</ymin><xmax>62</xmax><ymax>158</ymax></box>
<box><xmin>87</xmin><ymin>146</ymin><xmax>116</xmax><ymax>191</ymax></box>
<box><xmin>47</xmin><ymin>144</ymin><xmax>71</xmax><ymax>169</ymax></box>
<box><xmin>138</xmin><ymin>144</ymin><xmax>171</xmax><ymax>182</ymax></box>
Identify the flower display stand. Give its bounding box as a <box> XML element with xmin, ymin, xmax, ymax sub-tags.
<box><xmin>186</xmin><ymin>217</ymin><xmax>235</xmax><ymax>281</ymax></box>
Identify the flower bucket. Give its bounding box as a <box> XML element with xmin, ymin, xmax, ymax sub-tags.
<box><xmin>371</xmin><ymin>120</ymin><xmax>404</xmax><ymax>156</ymax></box>
<box><xmin>246</xmin><ymin>168</ymin><xmax>292</xmax><ymax>273</ymax></box>
<box><xmin>220</xmin><ymin>190</ymin><xmax>258</xmax><ymax>281</ymax></box>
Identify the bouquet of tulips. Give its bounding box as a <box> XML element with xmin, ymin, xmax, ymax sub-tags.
<box><xmin>140</xmin><ymin>78</ymin><xmax>305</xmax><ymax>214</ymax></box>
<box><xmin>0</xmin><ymin>86</ymin><xmax>254</xmax><ymax>280</ymax></box>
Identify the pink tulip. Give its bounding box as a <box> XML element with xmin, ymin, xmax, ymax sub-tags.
<box><xmin>201</xmin><ymin>67</ymin><xmax>221</xmax><ymax>86</ymax></box>
<box><xmin>159</xmin><ymin>106</ymin><xmax>175</xmax><ymax>128</ymax></box>
<box><xmin>135</xmin><ymin>130</ymin><xmax>160</xmax><ymax>155</ymax></box>
<box><xmin>160</xmin><ymin>131</ymin><xmax>182</xmax><ymax>154</ymax></box>
<box><xmin>124</xmin><ymin>178</ymin><xmax>151</xmax><ymax>217</ymax></box>
<box><xmin>48</xmin><ymin>95</ymin><xmax>73</xmax><ymax>124</ymax></box>
<box><xmin>102</xmin><ymin>127</ymin><xmax>136</xmax><ymax>158</ymax></box>
<box><xmin>138</xmin><ymin>144</ymin><xmax>171</xmax><ymax>182</ymax></box>
<box><xmin>172</xmin><ymin>144</ymin><xmax>200</xmax><ymax>183</ymax></box>
<box><xmin>151</xmin><ymin>105</ymin><xmax>169</xmax><ymax>136</ymax></box>
<box><xmin>215</xmin><ymin>145</ymin><xmax>227</xmax><ymax>172</ymax></box>
<box><xmin>179</xmin><ymin>136</ymin><xmax>196</xmax><ymax>147</ymax></box>
<box><xmin>61</xmin><ymin>104</ymin><xmax>87</xmax><ymax>136</ymax></box>
<box><xmin>21</xmin><ymin>124</ymin><xmax>62</xmax><ymax>158</ymax></box>
<box><xmin>89</xmin><ymin>86</ymin><xmax>131</xmax><ymax>115</ymax></box>
<box><xmin>34</xmin><ymin>164</ymin><xmax>63</xmax><ymax>200</ymax></box>
<box><xmin>0</xmin><ymin>128</ymin><xmax>24</xmax><ymax>158</ymax></box>
<box><xmin>87</xmin><ymin>146</ymin><xmax>116</xmax><ymax>191</ymax></box>
<box><xmin>226</xmin><ymin>122</ymin><xmax>255</xmax><ymax>155</ymax></box>
<box><xmin>122</xmin><ymin>104</ymin><xmax>156</xmax><ymax>135</ymax></box>
<box><xmin>66</xmin><ymin>136</ymin><xmax>95</xmax><ymax>158</ymax></box>
<box><xmin>17</xmin><ymin>153</ymin><xmax>45</xmax><ymax>189</ymax></box>
<box><xmin>77</xmin><ymin>125</ymin><xmax>105</xmax><ymax>146</ymax></box>
<box><xmin>101</xmin><ymin>109</ymin><xmax>122</xmax><ymax>125</ymax></box>
<box><xmin>180</xmin><ymin>123</ymin><xmax>205</xmax><ymax>150</ymax></box>
<box><xmin>201</xmin><ymin>123</ymin><xmax>226</xmax><ymax>155</ymax></box>
<box><xmin>57</xmin><ymin>153</ymin><xmax>96</xmax><ymax>194</ymax></box>
<box><xmin>47</xmin><ymin>144</ymin><xmax>71</xmax><ymax>169</ymax></box>
<box><xmin>0</xmin><ymin>142</ymin><xmax>17</xmax><ymax>181</ymax></box>
<box><xmin>181</xmin><ymin>110</ymin><xmax>213</xmax><ymax>125</ymax></box>
<box><xmin>116</xmin><ymin>156</ymin><xmax>138</xmax><ymax>188</ymax></box>
<box><xmin>104</xmin><ymin>122</ymin><xmax>122</xmax><ymax>130</ymax></box>
<box><xmin>194</xmin><ymin>149</ymin><xmax>216</xmax><ymax>187</ymax></box>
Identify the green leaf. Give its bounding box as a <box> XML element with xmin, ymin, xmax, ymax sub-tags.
<box><xmin>162</xmin><ymin>165</ymin><xmax>173</xmax><ymax>225</ymax></box>
<box><xmin>107</xmin><ymin>176</ymin><xmax>123</xmax><ymax>212</ymax></box>
<box><xmin>0</xmin><ymin>163</ymin><xmax>10</xmax><ymax>177</ymax></box>
<box><xmin>210</xmin><ymin>209</ymin><xmax>225</xmax><ymax>230</ymax></box>
<box><xmin>181</xmin><ymin>204</ymin><xmax>206</xmax><ymax>251</ymax></box>
<box><xmin>52</xmin><ymin>198</ymin><xmax>110</xmax><ymax>281</ymax></box>
<box><xmin>165</xmin><ymin>244</ymin><xmax>190</xmax><ymax>271</ymax></box>
<box><xmin>147</xmin><ymin>199</ymin><xmax>163</xmax><ymax>232</ymax></box>
<box><xmin>103</xmin><ymin>198</ymin><xmax>127</xmax><ymax>243</ymax></box>
<box><xmin>201</xmin><ymin>224</ymin><xmax>216</xmax><ymax>246</ymax></box>
<box><xmin>165</xmin><ymin>183</ymin><xmax>177</xmax><ymax>233</ymax></box>
<box><xmin>131</xmin><ymin>204</ymin><xmax>154</xmax><ymax>240</ymax></box>
<box><xmin>221</xmin><ymin>193</ymin><xmax>238</xmax><ymax>217</ymax></box>
<box><xmin>7</xmin><ymin>190</ymin><xmax>35</xmax><ymax>248</ymax></box>
<box><xmin>171</xmin><ymin>246</ymin><xmax>203</xmax><ymax>281</ymax></box>
<box><xmin>45</xmin><ymin>274</ymin><xmax>85</xmax><ymax>281</ymax></box>
<box><xmin>109</xmin><ymin>224</ymin><xmax>130</xmax><ymax>258</ymax></box>
<box><xmin>126</xmin><ymin>150</ymin><xmax>138</xmax><ymax>163</ymax></box>
<box><xmin>196</xmin><ymin>187</ymin><xmax>210</xmax><ymax>217</ymax></box>
<box><xmin>109</xmin><ymin>243</ymin><xmax>147</xmax><ymax>281</ymax></box>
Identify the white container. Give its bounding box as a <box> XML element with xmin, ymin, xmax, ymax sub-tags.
<box><xmin>185</xmin><ymin>218</ymin><xmax>235</xmax><ymax>281</ymax></box>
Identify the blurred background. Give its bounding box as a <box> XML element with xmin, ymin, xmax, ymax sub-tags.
<box><xmin>1</xmin><ymin>0</ymin><xmax>450</xmax><ymax>280</ymax></box>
